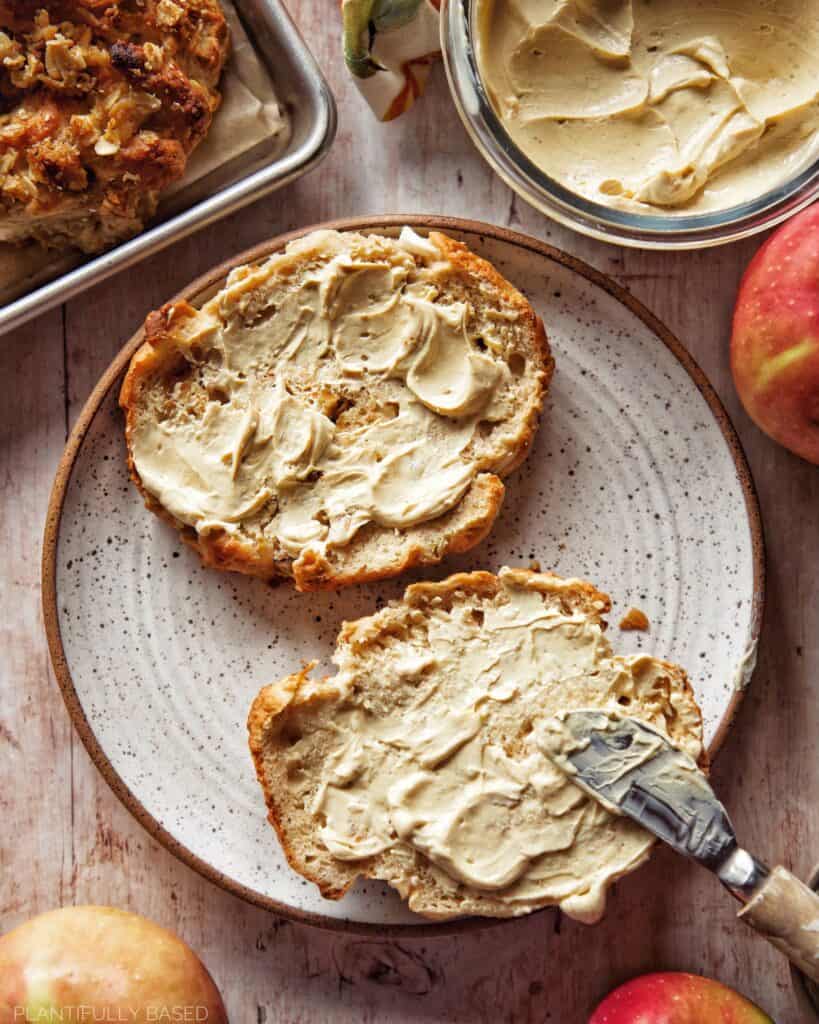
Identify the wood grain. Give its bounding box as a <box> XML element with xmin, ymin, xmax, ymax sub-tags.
<box><xmin>2</xmin><ymin>2</ymin><xmax>818</xmax><ymax>1021</ymax></box>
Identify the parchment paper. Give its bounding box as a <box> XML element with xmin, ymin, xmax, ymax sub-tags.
<box><xmin>0</xmin><ymin>1</ymin><xmax>289</xmax><ymax>306</ymax></box>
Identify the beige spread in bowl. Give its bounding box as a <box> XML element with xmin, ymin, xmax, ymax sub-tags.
<box><xmin>476</xmin><ymin>0</ymin><xmax>819</xmax><ymax>214</ymax></box>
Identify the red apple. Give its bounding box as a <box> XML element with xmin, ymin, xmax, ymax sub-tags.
<box><xmin>731</xmin><ymin>203</ymin><xmax>819</xmax><ymax>464</ymax></box>
<box><xmin>0</xmin><ymin>906</ymin><xmax>227</xmax><ymax>1023</ymax></box>
<box><xmin>589</xmin><ymin>972</ymin><xmax>772</xmax><ymax>1024</ymax></box>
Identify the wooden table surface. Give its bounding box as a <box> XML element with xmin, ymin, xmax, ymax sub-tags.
<box><xmin>2</xmin><ymin>4</ymin><xmax>817</xmax><ymax>1021</ymax></box>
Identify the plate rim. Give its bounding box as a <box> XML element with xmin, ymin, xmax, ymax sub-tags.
<box><xmin>42</xmin><ymin>214</ymin><xmax>766</xmax><ymax>934</ymax></box>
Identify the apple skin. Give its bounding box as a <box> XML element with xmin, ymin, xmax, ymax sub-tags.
<box><xmin>731</xmin><ymin>203</ymin><xmax>819</xmax><ymax>464</ymax></box>
<box><xmin>589</xmin><ymin>972</ymin><xmax>772</xmax><ymax>1024</ymax></box>
<box><xmin>0</xmin><ymin>906</ymin><xmax>228</xmax><ymax>1023</ymax></box>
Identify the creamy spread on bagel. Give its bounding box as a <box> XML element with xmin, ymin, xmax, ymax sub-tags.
<box><xmin>477</xmin><ymin>0</ymin><xmax>819</xmax><ymax>213</ymax></box>
<box><xmin>127</xmin><ymin>228</ymin><xmax>528</xmax><ymax>562</ymax></box>
<box><xmin>309</xmin><ymin>568</ymin><xmax>702</xmax><ymax>921</ymax></box>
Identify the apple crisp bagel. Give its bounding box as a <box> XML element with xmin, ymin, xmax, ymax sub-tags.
<box><xmin>121</xmin><ymin>228</ymin><xmax>552</xmax><ymax>590</ymax></box>
<box><xmin>247</xmin><ymin>568</ymin><xmax>704</xmax><ymax>921</ymax></box>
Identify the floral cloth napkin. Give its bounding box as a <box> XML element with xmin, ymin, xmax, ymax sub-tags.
<box><xmin>342</xmin><ymin>0</ymin><xmax>442</xmax><ymax>120</ymax></box>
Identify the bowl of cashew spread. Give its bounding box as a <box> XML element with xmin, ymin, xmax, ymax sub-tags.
<box><xmin>442</xmin><ymin>0</ymin><xmax>819</xmax><ymax>248</ymax></box>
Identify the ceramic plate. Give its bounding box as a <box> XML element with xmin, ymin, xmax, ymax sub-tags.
<box><xmin>44</xmin><ymin>217</ymin><xmax>764</xmax><ymax>932</ymax></box>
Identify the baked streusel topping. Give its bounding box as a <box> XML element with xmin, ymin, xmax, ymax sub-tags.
<box><xmin>0</xmin><ymin>1</ymin><xmax>228</xmax><ymax>252</ymax></box>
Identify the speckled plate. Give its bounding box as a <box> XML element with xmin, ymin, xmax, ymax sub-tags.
<box><xmin>43</xmin><ymin>216</ymin><xmax>764</xmax><ymax>933</ymax></box>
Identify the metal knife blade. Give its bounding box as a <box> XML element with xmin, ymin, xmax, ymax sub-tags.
<box><xmin>541</xmin><ymin>709</ymin><xmax>769</xmax><ymax>901</ymax></box>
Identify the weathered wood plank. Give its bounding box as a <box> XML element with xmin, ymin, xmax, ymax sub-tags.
<box><xmin>0</xmin><ymin>307</ymin><xmax>71</xmax><ymax>914</ymax></box>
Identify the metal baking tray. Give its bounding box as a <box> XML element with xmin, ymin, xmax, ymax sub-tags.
<box><xmin>0</xmin><ymin>0</ymin><xmax>336</xmax><ymax>337</ymax></box>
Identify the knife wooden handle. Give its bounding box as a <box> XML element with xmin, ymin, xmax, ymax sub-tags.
<box><xmin>738</xmin><ymin>866</ymin><xmax>819</xmax><ymax>983</ymax></box>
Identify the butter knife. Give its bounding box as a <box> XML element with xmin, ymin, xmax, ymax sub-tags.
<box><xmin>541</xmin><ymin>710</ymin><xmax>819</xmax><ymax>983</ymax></box>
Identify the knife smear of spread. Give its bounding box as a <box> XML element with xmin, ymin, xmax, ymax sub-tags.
<box><xmin>476</xmin><ymin>0</ymin><xmax>819</xmax><ymax>214</ymax></box>
<box><xmin>539</xmin><ymin>709</ymin><xmax>709</xmax><ymax>814</ymax></box>
<box><xmin>537</xmin><ymin>708</ymin><xmax>732</xmax><ymax>871</ymax></box>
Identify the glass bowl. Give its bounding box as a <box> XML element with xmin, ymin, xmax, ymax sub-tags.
<box><xmin>440</xmin><ymin>0</ymin><xmax>819</xmax><ymax>250</ymax></box>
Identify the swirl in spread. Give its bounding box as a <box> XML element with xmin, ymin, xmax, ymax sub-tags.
<box><xmin>477</xmin><ymin>0</ymin><xmax>819</xmax><ymax>213</ymax></box>
<box><xmin>310</xmin><ymin>569</ymin><xmax>703</xmax><ymax>921</ymax></box>
<box><xmin>129</xmin><ymin>229</ymin><xmax>514</xmax><ymax>559</ymax></box>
